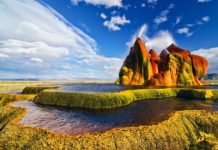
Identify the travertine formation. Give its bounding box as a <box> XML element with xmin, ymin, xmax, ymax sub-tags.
<box><xmin>116</xmin><ymin>38</ymin><xmax>208</xmax><ymax>86</ymax></box>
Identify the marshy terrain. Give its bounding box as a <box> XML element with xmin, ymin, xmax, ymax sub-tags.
<box><xmin>0</xmin><ymin>81</ymin><xmax>218</xmax><ymax>149</ymax></box>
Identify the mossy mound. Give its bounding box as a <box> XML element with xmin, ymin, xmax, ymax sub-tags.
<box><xmin>177</xmin><ymin>89</ymin><xmax>215</xmax><ymax>99</ymax></box>
<box><xmin>0</xmin><ymin>94</ymin><xmax>35</xmax><ymax>107</ymax></box>
<box><xmin>34</xmin><ymin>88</ymin><xmax>218</xmax><ymax>109</ymax></box>
<box><xmin>22</xmin><ymin>86</ymin><xmax>58</xmax><ymax>94</ymax></box>
<box><xmin>1</xmin><ymin>89</ymin><xmax>218</xmax><ymax>149</ymax></box>
<box><xmin>34</xmin><ymin>88</ymin><xmax>177</xmax><ymax>109</ymax></box>
<box><xmin>0</xmin><ymin>106</ymin><xmax>24</xmax><ymax>131</ymax></box>
<box><xmin>0</xmin><ymin>107</ymin><xmax>218</xmax><ymax>149</ymax></box>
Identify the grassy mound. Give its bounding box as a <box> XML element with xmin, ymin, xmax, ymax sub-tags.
<box><xmin>34</xmin><ymin>88</ymin><xmax>218</xmax><ymax>109</ymax></box>
<box><xmin>0</xmin><ymin>106</ymin><xmax>24</xmax><ymax>131</ymax></box>
<box><xmin>0</xmin><ymin>88</ymin><xmax>218</xmax><ymax>149</ymax></box>
<box><xmin>0</xmin><ymin>93</ymin><xmax>35</xmax><ymax>131</ymax></box>
<box><xmin>177</xmin><ymin>89</ymin><xmax>218</xmax><ymax>99</ymax></box>
<box><xmin>34</xmin><ymin>88</ymin><xmax>178</xmax><ymax>109</ymax></box>
<box><xmin>0</xmin><ymin>108</ymin><xmax>217</xmax><ymax>149</ymax></box>
<box><xmin>0</xmin><ymin>94</ymin><xmax>35</xmax><ymax>107</ymax></box>
<box><xmin>22</xmin><ymin>86</ymin><xmax>58</xmax><ymax>94</ymax></box>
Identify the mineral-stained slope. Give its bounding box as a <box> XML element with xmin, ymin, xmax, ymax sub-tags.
<box><xmin>116</xmin><ymin>38</ymin><xmax>208</xmax><ymax>86</ymax></box>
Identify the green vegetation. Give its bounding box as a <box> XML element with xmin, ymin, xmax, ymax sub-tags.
<box><xmin>0</xmin><ymin>80</ymin><xmax>113</xmax><ymax>93</ymax></box>
<box><xmin>0</xmin><ymin>93</ymin><xmax>34</xmax><ymax>134</ymax></box>
<box><xmin>22</xmin><ymin>86</ymin><xmax>59</xmax><ymax>94</ymax></box>
<box><xmin>177</xmin><ymin>89</ymin><xmax>214</xmax><ymax>99</ymax></box>
<box><xmin>0</xmin><ymin>108</ymin><xmax>218</xmax><ymax>149</ymax></box>
<box><xmin>34</xmin><ymin>88</ymin><xmax>178</xmax><ymax>109</ymax></box>
<box><xmin>0</xmin><ymin>81</ymin><xmax>54</xmax><ymax>93</ymax></box>
<box><xmin>0</xmin><ymin>83</ymin><xmax>218</xmax><ymax>149</ymax></box>
<box><xmin>34</xmin><ymin>88</ymin><xmax>218</xmax><ymax>109</ymax></box>
<box><xmin>0</xmin><ymin>94</ymin><xmax>35</xmax><ymax>107</ymax></box>
<box><xmin>0</xmin><ymin>106</ymin><xmax>24</xmax><ymax>131</ymax></box>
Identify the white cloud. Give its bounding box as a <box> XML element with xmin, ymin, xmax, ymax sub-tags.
<box><xmin>127</xmin><ymin>24</ymin><xmax>176</xmax><ymax>54</ymax></box>
<box><xmin>154</xmin><ymin>15</ymin><xmax>167</xmax><ymax>25</ymax></box>
<box><xmin>197</xmin><ymin>0</ymin><xmax>212</xmax><ymax>2</ymax></box>
<box><xmin>176</xmin><ymin>17</ymin><xmax>182</xmax><ymax>24</ymax></box>
<box><xmin>147</xmin><ymin>0</ymin><xmax>157</xmax><ymax>4</ymax></box>
<box><xmin>30</xmin><ymin>58</ymin><xmax>43</xmax><ymax>63</ymax></box>
<box><xmin>177</xmin><ymin>27</ymin><xmax>193</xmax><ymax>37</ymax></box>
<box><xmin>126</xmin><ymin>24</ymin><xmax>149</xmax><ymax>48</ymax></box>
<box><xmin>100</xmin><ymin>13</ymin><xmax>107</xmax><ymax>19</ymax></box>
<box><xmin>103</xmin><ymin>15</ymin><xmax>130</xmax><ymax>31</ymax></box>
<box><xmin>177</xmin><ymin>27</ymin><xmax>189</xmax><ymax>34</ymax></box>
<box><xmin>0</xmin><ymin>0</ymin><xmax>123</xmax><ymax>80</ymax></box>
<box><xmin>111</xmin><ymin>10</ymin><xmax>117</xmax><ymax>15</ymax></box>
<box><xmin>186</xmin><ymin>24</ymin><xmax>194</xmax><ymax>27</ymax></box>
<box><xmin>0</xmin><ymin>40</ymin><xmax>69</xmax><ymax>59</ymax></box>
<box><xmin>177</xmin><ymin>16</ymin><xmax>210</xmax><ymax>37</ymax></box>
<box><xmin>168</xmin><ymin>4</ymin><xmax>175</xmax><ymax>9</ymax></box>
<box><xmin>146</xmin><ymin>0</ymin><xmax>157</xmax><ymax>8</ymax></box>
<box><xmin>154</xmin><ymin>4</ymin><xmax>175</xmax><ymax>26</ymax></box>
<box><xmin>71</xmin><ymin>0</ymin><xmax>123</xmax><ymax>8</ymax></box>
<box><xmin>193</xmin><ymin>47</ymin><xmax>218</xmax><ymax>73</ymax></box>
<box><xmin>141</xmin><ymin>3</ymin><xmax>146</xmax><ymax>7</ymax></box>
<box><xmin>146</xmin><ymin>31</ymin><xmax>176</xmax><ymax>53</ymax></box>
<box><xmin>202</xmin><ymin>16</ymin><xmax>210</xmax><ymax>22</ymax></box>
<box><xmin>0</xmin><ymin>53</ymin><xmax>9</xmax><ymax>58</ymax></box>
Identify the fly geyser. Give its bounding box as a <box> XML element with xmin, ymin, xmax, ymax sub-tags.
<box><xmin>116</xmin><ymin>38</ymin><xmax>208</xmax><ymax>86</ymax></box>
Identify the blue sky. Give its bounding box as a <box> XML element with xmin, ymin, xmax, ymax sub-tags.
<box><xmin>0</xmin><ymin>0</ymin><xmax>218</xmax><ymax>80</ymax></box>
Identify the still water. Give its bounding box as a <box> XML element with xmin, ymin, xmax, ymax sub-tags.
<box><xmin>12</xmin><ymin>98</ymin><xmax>218</xmax><ymax>135</ymax></box>
<box><xmin>53</xmin><ymin>84</ymin><xmax>218</xmax><ymax>93</ymax></box>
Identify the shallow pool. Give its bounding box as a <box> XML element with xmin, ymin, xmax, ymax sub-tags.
<box><xmin>52</xmin><ymin>84</ymin><xmax>218</xmax><ymax>93</ymax></box>
<box><xmin>12</xmin><ymin>98</ymin><xmax>218</xmax><ymax>135</ymax></box>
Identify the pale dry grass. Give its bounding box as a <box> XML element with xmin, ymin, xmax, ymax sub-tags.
<box><xmin>0</xmin><ymin>80</ymin><xmax>113</xmax><ymax>93</ymax></box>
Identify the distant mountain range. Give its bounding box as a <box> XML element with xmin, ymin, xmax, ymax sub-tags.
<box><xmin>204</xmin><ymin>74</ymin><xmax>218</xmax><ymax>80</ymax></box>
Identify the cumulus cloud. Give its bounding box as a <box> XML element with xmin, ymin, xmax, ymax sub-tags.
<box><xmin>154</xmin><ymin>4</ymin><xmax>175</xmax><ymax>26</ymax></box>
<box><xmin>0</xmin><ymin>0</ymin><xmax>123</xmax><ymax>80</ymax></box>
<box><xmin>103</xmin><ymin>15</ymin><xmax>130</xmax><ymax>31</ymax></box>
<box><xmin>127</xmin><ymin>24</ymin><xmax>176</xmax><ymax>54</ymax></box>
<box><xmin>71</xmin><ymin>0</ymin><xmax>123</xmax><ymax>8</ymax></box>
<box><xmin>193</xmin><ymin>47</ymin><xmax>218</xmax><ymax>73</ymax></box>
<box><xmin>177</xmin><ymin>27</ymin><xmax>193</xmax><ymax>37</ymax></box>
<box><xmin>146</xmin><ymin>31</ymin><xmax>176</xmax><ymax>53</ymax></box>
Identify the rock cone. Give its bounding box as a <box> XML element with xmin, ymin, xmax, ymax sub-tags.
<box><xmin>116</xmin><ymin>38</ymin><xmax>208</xmax><ymax>86</ymax></box>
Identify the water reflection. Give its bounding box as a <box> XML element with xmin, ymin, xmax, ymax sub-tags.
<box><xmin>53</xmin><ymin>84</ymin><xmax>218</xmax><ymax>93</ymax></box>
<box><xmin>12</xmin><ymin>98</ymin><xmax>218</xmax><ymax>135</ymax></box>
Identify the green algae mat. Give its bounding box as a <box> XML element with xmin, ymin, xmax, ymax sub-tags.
<box><xmin>0</xmin><ymin>105</ymin><xmax>218</xmax><ymax>149</ymax></box>
<box><xmin>1</xmin><ymin>88</ymin><xmax>218</xmax><ymax>149</ymax></box>
<box><xmin>30</xmin><ymin>86</ymin><xmax>218</xmax><ymax>109</ymax></box>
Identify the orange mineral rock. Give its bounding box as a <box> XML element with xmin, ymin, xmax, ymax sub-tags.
<box><xmin>116</xmin><ymin>38</ymin><xmax>208</xmax><ymax>86</ymax></box>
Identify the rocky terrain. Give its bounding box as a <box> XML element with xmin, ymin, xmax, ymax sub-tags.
<box><xmin>116</xmin><ymin>38</ymin><xmax>208</xmax><ymax>86</ymax></box>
